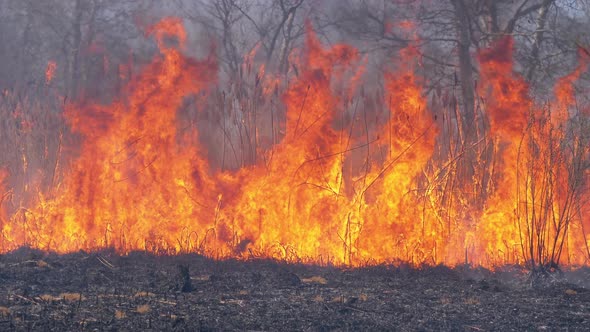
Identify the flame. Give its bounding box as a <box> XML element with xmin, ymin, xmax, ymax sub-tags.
<box><xmin>1</xmin><ymin>19</ymin><xmax>589</xmax><ymax>268</ymax></box>
<box><xmin>358</xmin><ymin>45</ymin><xmax>438</xmax><ymax>263</ymax></box>
<box><xmin>217</xmin><ymin>22</ymin><xmax>360</xmax><ymax>262</ymax></box>
<box><xmin>474</xmin><ymin>37</ymin><xmax>531</xmax><ymax>265</ymax></box>
<box><xmin>554</xmin><ymin>48</ymin><xmax>589</xmax><ymax>110</ymax></box>
<box><xmin>0</xmin><ymin>169</ymin><xmax>7</xmax><ymax>221</ymax></box>
<box><xmin>45</xmin><ymin>61</ymin><xmax>57</xmax><ymax>84</ymax></box>
<box><xmin>475</xmin><ymin>37</ymin><xmax>590</xmax><ymax>266</ymax></box>
<box><xmin>1</xmin><ymin>18</ymin><xmax>217</xmax><ymax>252</ymax></box>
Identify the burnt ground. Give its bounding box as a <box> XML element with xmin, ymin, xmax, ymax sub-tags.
<box><xmin>0</xmin><ymin>248</ymin><xmax>589</xmax><ymax>331</ymax></box>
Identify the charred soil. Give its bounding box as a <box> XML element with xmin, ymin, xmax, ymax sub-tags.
<box><xmin>0</xmin><ymin>248</ymin><xmax>589</xmax><ymax>331</ymax></box>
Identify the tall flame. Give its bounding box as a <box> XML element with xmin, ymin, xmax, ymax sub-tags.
<box><xmin>475</xmin><ymin>37</ymin><xmax>531</xmax><ymax>265</ymax></box>
<box><xmin>1</xmin><ymin>19</ymin><xmax>588</xmax><ymax>268</ymax></box>
<box><xmin>2</xmin><ymin>18</ymin><xmax>217</xmax><ymax>252</ymax></box>
<box><xmin>358</xmin><ymin>45</ymin><xmax>438</xmax><ymax>264</ymax></box>
<box><xmin>218</xmin><ymin>22</ymin><xmax>360</xmax><ymax>262</ymax></box>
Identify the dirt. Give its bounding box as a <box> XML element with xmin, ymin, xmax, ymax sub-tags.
<box><xmin>0</xmin><ymin>247</ymin><xmax>589</xmax><ymax>331</ymax></box>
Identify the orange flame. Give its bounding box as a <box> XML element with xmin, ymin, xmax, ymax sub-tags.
<box><xmin>358</xmin><ymin>45</ymin><xmax>438</xmax><ymax>264</ymax></box>
<box><xmin>0</xmin><ymin>169</ymin><xmax>7</xmax><ymax>217</ymax></box>
<box><xmin>45</xmin><ymin>61</ymin><xmax>57</xmax><ymax>84</ymax></box>
<box><xmin>1</xmin><ymin>18</ymin><xmax>217</xmax><ymax>252</ymax></box>
<box><xmin>1</xmin><ymin>19</ymin><xmax>589</xmax><ymax>268</ymax></box>
<box><xmin>217</xmin><ymin>22</ymin><xmax>360</xmax><ymax>262</ymax></box>
<box><xmin>555</xmin><ymin>48</ymin><xmax>589</xmax><ymax>109</ymax></box>
<box><xmin>475</xmin><ymin>37</ymin><xmax>531</xmax><ymax>265</ymax></box>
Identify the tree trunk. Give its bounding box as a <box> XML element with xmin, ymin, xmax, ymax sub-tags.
<box><xmin>68</xmin><ymin>0</ymin><xmax>83</xmax><ymax>100</ymax></box>
<box><xmin>17</xmin><ymin>1</ymin><xmax>33</xmax><ymax>93</ymax></box>
<box><xmin>450</xmin><ymin>0</ymin><xmax>481</xmax><ymax>213</ymax></box>
<box><xmin>278</xmin><ymin>9</ymin><xmax>296</xmax><ymax>75</ymax></box>
<box><xmin>525</xmin><ymin>0</ymin><xmax>553</xmax><ymax>82</ymax></box>
<box><xmin>450</xmin><ymin>0</ymin><xmax>476</xmax><ymax>140</ymax></box>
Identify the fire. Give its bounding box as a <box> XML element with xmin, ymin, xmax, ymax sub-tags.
<box><xmin>554</xmin><ymin>47</ymin><xmax>589</xmax><ymax>116</ymax></box>
<box><xmin>474</xmin><ymin>37</ymin><xmax>531</xmax><ymax>266</ymax></box>
<box><xmin>1</xmin><ymin>18</ymin><xmax>588</xmax><ymax>268</ymax></box>
<box><xmin>218</xmin><ymin>23</ymin><xmax>360</xmax><ymax>262</ymax></box>
<box><xmin>1</xmin><ymin>18</ymin><xmax>218</xmax><ymax>252</ymax></box>
<box><xmin>357</xmin><ymin>45</ymin><xmax>438</xmax><ymax>264</ymax></box>
<box><xmin>45</xmin><ymin>61</ymin><xmax>57</xmax><ymax>84</ymax></box>
<box><xmin>0</xmin><ymin>169</ymin><xmax>8</xmax><ymax>229</ymax></box>
<box><xmin>476</xmin><ymin>37</ymin><xmax>590</xmax><ymax>267</ymax></box>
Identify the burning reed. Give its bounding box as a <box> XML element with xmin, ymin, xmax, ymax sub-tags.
<box><xmin>0</xmin><ymin>18</ymin><xmax>589</xmax><ymax>270</ymax></box>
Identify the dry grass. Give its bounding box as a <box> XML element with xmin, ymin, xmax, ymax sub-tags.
<box><xmin>464</xmin><ymin>297</ymin><xmax>481</xmax><ymax>305</ymax></box>
<box><xmin>115</xmin><ymin>309</ymin><xmax>127</xmax><ymax>319</ymax></box>
<box><xmin>0</xmin><ymin>306</ymin><xmax>10</xmax><ymax>316</ymax></box>
<box><xmin>60</xmin><ymin>292</ymin><xmax>85</xmax><ymax>301</ymax></box>
<box><xmin>330</xmin><ymin>295</ymin><xmax>345</xmax><ymax>303</ymax></box>
<box><xmin>301</xmin><ymin>276</ymin><xmax>328</xmax><ymax>284</ymax></box>
<box><xmin>312</xmin><ymin>295</ymin><xmax>325</xmax><ymax>302</ymax></box>
<box><xmin>440</xmin><ymin>296</ymin><xmax>452</xmax><ymax>305</ymax></box>
<box><xmin>36</xmin><ymin>260</ymin><xmax>49</xmax><ymax>268</ymax></box>
<box><xmin>0</xmin><ymin>52</ymin><xmax>588</xmax><ymax>271</ymax></box>
<box><xmin>40</xmin><ymin>292</ymin><xmax>85</xmax><ymax>302</ymax></box>
<box><xmin>133</xmin><ymin>291</ymin><xmax>155</xmax><ymax>298</ymax></box>
<box><xmin>136</xmin><ymin>304</ymin><xmax>151</xmax><ymax>314</ymax></box>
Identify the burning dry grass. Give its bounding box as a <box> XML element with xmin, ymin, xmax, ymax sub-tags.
<box><xmin>0</xmin><ymin>18</ymin><xmax>588</xmax><ymax>270</ymax></box>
